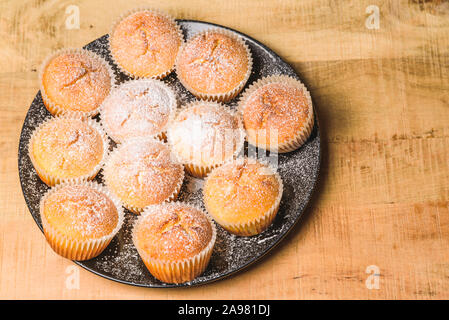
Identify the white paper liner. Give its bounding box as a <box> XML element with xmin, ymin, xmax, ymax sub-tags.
<box><xmin>39</xmin><ymin>181</ymin><xmax>125</xmax><ymax>261</ymax></box>
<box><xmin>103</xmin><ymin>137</ymin><xmax>185</xmax><ymax>214</ymax></box>
<box><xmin>203</xmin><ymin>157</ymin><xmax>283</xmax><ymax>236</ymax></box>
<box><xmin>39</xmin><ymin>48</ymin><xmax>115</xmax><ymax>118</ymax></box>
<box><xmin>109</xmin><ymin>7</ymin><xmax>184</xmax><ymax>80</ymax></box>
<box><xmin>175</xmin><ymin>27</ymin><xmax>253</xmax><ymax>103</ymax></box>
<box><xmin>28</xmin><ymin>114</ymin><xmax>110</xmax><ymax>186</ymax></box>
<box><xmin>99</xmin><ymin>78</ymin><xmax>177</xmax><ymax>144</ymax></box>
<box><xmin>132</xmin><ymin>202</ymin><xmax>216</xmax><ymax>283</ymax></box>
<box><xmin>238</xmin><ymin>75</ymin><xmax>314</xmax><ymax>153</ymax></box>
<box><xmin>166</xmin><ymin>101</ymin><xmax>245</xmax><ymax>178</ymax></box>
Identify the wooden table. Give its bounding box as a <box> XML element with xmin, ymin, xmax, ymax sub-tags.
<box><xmin>1</xmin><ymin>0</ymin><xmax>448</xmax><ymax>300</ymax></box>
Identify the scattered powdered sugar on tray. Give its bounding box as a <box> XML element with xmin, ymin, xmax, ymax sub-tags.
<box><xmin>18</xmin><ymin>21</ymin><xmax>320</xmax><ymax>287</ymax></box>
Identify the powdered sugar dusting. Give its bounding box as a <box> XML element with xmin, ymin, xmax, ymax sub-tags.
<box><xmin>244</xmin><ymin>81</ymin><xmax>311</xmax><ymax>143</ymax></box>
<box><xmin>135</xmin><ymin>203</ymin><xmax>213</xmax><ymax>260</ymax></box>
<box><xmin>43</xmin><ymin>184</ymin><xmax>118</xmax><ymax>239</ymax></box>
<box><xmin>103</xmin><ymin>139</ymin><xmax>183</xmax><ymax>209</ymax></box>
<box><xmin>43</xmin><ymin>51</ymin><xmax>112</xmax><ymax>112</ymax></box>
<box><xmin>18</xmin><ymin>21</ymin><xmax>320</xmax><ymax>287</ymax></box>
<box><xmin>101</xmin><ymin>79</ymin><xmax>176</xmax><ymax>143</ymax></box>
<box><xmin>110</xmin><ymin>10</ymin><xmax>182</xmax><ymax>78</ymax></box>
<box><xmin>32</xmin><ymin>118</ymin><xmax>104</xmax><ymax>176</ymax></box>
<box><xmin>169</xmin><ymin>103</ymin><xmax>242</xmax><ymax>165</ymax></box>
<box><xmin>176</xmin><ymin>31</ymin><xmax>249</xmax><ymax>94</ymax></box>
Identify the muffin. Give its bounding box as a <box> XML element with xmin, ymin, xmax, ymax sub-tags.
<box><xmin>133</xmin><ymin>202</ymin><xmax>216</xmax><ymax>283</ymax></box>
<box><xmin>167</xmin><ymin>101</ymin><xmax>245</xmax><ymax>178</ymax></box>
<box><xmin>175</xmin><ymin>28</ymin><xmax>252</xmax><ymax>102</ymax></box>
<box><xmin>40</xmin><ymin>181</ymin><xmax>124</xmax><ymax>260</ymax></box>
<box><xmin>100</xmin><ymin>79</ymin><xmax>177</xmax><ymax>143</ymax></box>
<box><xmin>28</xmin><ymin>115</ymin><xmax>109</xmax><ymax>186</ymax></box>
<box><xmin>238</xmin><ymin>75</ymin><xmax>314</xmax><ymax>153</ymax></box>
<box><xmin>109</xmin><ymin>8</ymin><xmax>183</xmax><ymax>79</ymax></box>
<box><xmin>103</xmin><ymin>138</ymin><xmax>184</xmax><ymax>213</ymax></box>
<box><xmin>40</xmin><ymin>48</ymin><xmax>114</xmax><ymax>117</ymax></box>
<box><xmin>203</xmin><ymin>158</ymin><xmax>283</xmax><ymax>236</ymax></box>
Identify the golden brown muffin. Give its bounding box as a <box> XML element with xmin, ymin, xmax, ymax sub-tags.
<box><xmin>28</xmin><ymin>116</ymin><xmax>108</xmax><ymax>186</ymax></box>
<box><xmin>103</xmin><ymin>138</ymin><xmax>184</xmax><ymax>213</ymax></box>
<box><xmin>239</xmin><ymin>75</ymin><xmax>314</xmax><ymax>153</ymax></box>
<box><xmin>203</xmin><ymin>158</ymin><xmax>283</xmax><ymax>236</ymax></box>
<box><xmin>40</xmin><ymin>182</ymin><xmax>124</xmax><ymax>260</ymax></box>
<box><xmin>176</xmin><ymin>28</ymin><xmax>252</xmax><ymax>102</ymax></box>
<box><xmin>110</xmin><ymin>8</ymin><xmax>182</xmax><ymax>79</ymax></box>
<box><xmin>133</xmin><ymin>202</ymin><xmax>216</xmax><ymax>283</ymax></box>
<box><xmin>40</xmin><ymin>49</ymin><xmax>113</xmax><ymax>116</ymax></box>
<box><xmin>100</xmin><ymin>79</ymin><xmax>177</xmax><ymax>143</ymax></box>
<box><xmin>167</xmin><ymin>101</ymin><xmax>245</xmax><ymax>178</ymax></box>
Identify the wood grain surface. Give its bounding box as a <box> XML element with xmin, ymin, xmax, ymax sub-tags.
<box><xmin>1</xmin><ymin>0</ymin><xmax>449</xmax><ymax>299</ymax></box>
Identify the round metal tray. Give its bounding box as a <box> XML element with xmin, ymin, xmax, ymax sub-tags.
<box><xmin>18</xmin><ymin>20</ymin><xmax>321</xmax><ymax>287</ymax></box>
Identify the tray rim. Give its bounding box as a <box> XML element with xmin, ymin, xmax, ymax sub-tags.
<box><xmin>18</xmin><ymin>18</ymin><xmax>321</xmax><ymax>288</ymax></box>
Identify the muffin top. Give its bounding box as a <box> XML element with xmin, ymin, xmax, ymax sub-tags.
<box><xmin>204</xmin><ymin>158</ymin><xmax>281</xmax><ymax>224</ymax></box>
<box><xmin>101</xmin><ymin>79</ymin><xmax>176</xmax><ymax>143</ymax></box>
<box><xmin>168</xmin><ymin>102</ymin><xmax>243</xmax><ymax>167</ymax></box>
<box><xmin>176</xmin><ymin>30</ymin><xmax>250</xmax><ymax>96</ymax></box>
<box><xmin>30</xmin><ymin>117</ymin><xmax>105</xmax><ymax>180</ymax></box>
<box><xmin>41</xmin><ymin>51</ymin><xmax>112</xmax><ymax>113</ymax></box>
<box><xmin>134</xmin><ymin>203</ymin><xmax>213</xmax><ymax>261</ymax></box>
<box><xmin>103</xmin><ymin>139</ymin><xmax>184</xmax><ymax>210</ymax></box>
<box><xmin>42</xmin><ymin>184</ymin><xmax>119</xmax><ymax>241</ymax></box>
<box><xmin>110</xmin><ymin>10</ymin><xmax>182</xmax><ymax>78</ymax></box>
<box><xmin>241</xmin><ymin>80</ymin><xmax>311</xmax><ymax>145</ymax></box>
